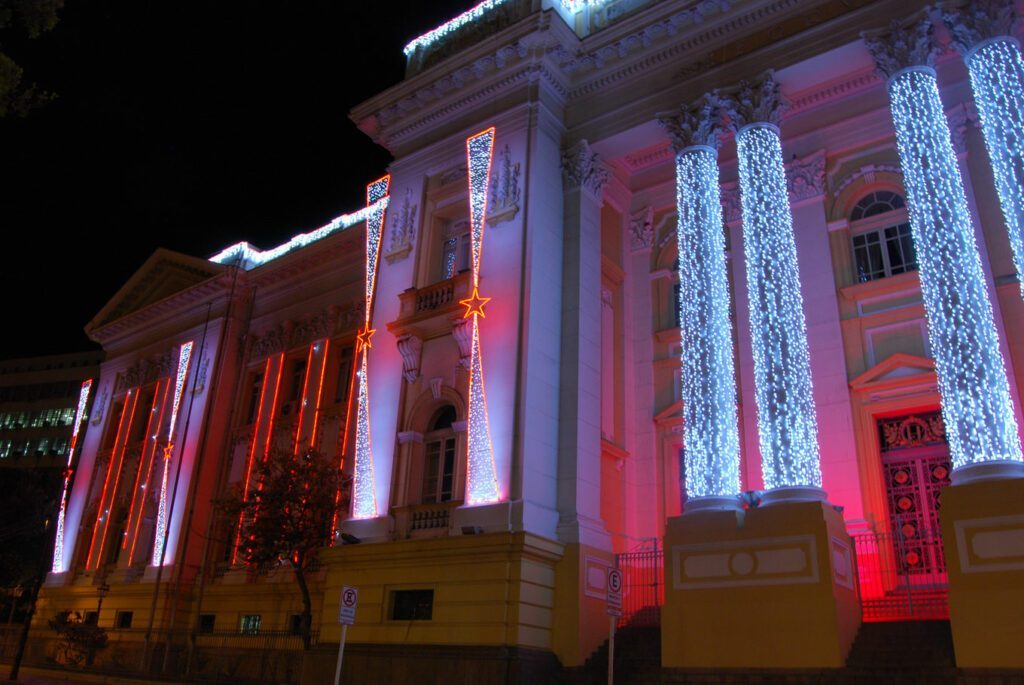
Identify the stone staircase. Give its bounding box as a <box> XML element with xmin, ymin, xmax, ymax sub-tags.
<box><xmin>563</xmin><ymin>620</ymin><xmax>1021</xmax><ymax>684</ymax></box>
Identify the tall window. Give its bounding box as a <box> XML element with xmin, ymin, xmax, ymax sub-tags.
<box><xmin>422</xmin><ymin>406</ymin><xmax>458</xmax><ymax>504</ymax></box>
<box><xmin>246</xmin><ymin>372</ymin><xmax>264</xmax><ymax>425</ymax></box>
<box><xmin>333</xmin><ymin>345</ymin><xmax>354</xmax><ymax>404</ymax></box>
<box><xmin>850</xmin><ymin>190</ymin><xmax>917</xmax><ymax>283</ymax></box>
<box><xmin>440</xmin><ymin>219</ymin><xmax>471</xmax><ymax>280</ymax></box>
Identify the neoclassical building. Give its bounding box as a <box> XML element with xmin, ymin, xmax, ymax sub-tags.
<box><xmin>33</xmin><ymin>0</ymin><xmax>1024</xmax><ymax>681</ymax></box>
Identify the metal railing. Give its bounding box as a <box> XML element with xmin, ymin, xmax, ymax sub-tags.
<box><xmin>852</xmin><ymin>526</ymin><xmax>949</xmax><ymax>622</ymax></box>
<box><xmin>615</xmin><ymin>547</ymin><xmax>664</xmax><ymax>628</ymax></box>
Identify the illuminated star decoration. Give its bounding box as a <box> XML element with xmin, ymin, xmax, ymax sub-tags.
<box><xmin>464</xmin><ymin>127</ymin><xmax>500</xmax><ymax>505</ymax></box>
<box><xmin>152</xmin><ymin>340</ymin><xmax>194</xmax><ymax>566</ymax></box>
<box><xmin>52</xmin><ymin>379</ymin><xmax>93</xmax><ymax>574</ymax></box>
<box><xmin>350</xmin><ymin>175</ymin><xmax>390</xmax><ymax>520</ymax></box>
<box><xmin>459</xmin><ymin>287</ymin><xmax>491</xmax><ymax>319</ymax></box>
<box><xmin>885</xmin><ymin>66</ymin><xmax>1023</xmax><ymax>470</ymax></box>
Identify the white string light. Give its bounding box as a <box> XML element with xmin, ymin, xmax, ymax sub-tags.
<box><xmin>887</xmin><ymin>66</ymin><xmax>1023</xmax><ymax>470</ymax></box>
<box><xmin>676</xmin><ymin>146</ymin><xmax>741</xmax><ymax>499</ymax></box>
<box><xmin>464</xmin><ymin>127</ymin><xmax>500</xmax><ymax>505</ymax></box>
<box><xmin>963</xmin><ymin>37</ymin><xmax>1024</xmax><ymax>301</ymax></box>
<box><xmin>52</xmin><ymin>379</ymin><xmax>93</xmax><ymax>574</ymax></box>
<box><xmin>152</xmin><ymin>340</ymin><xmax>193</xmax><ymax>566</ymax></box>
<box><xmin>735</xmin><ymin>123</ymin><xmax>823</xmax><ymax>490</ymax></box>
<box><xmin>350</xmin><ymin>176</ymin><xmax>390</xmax><ymax>520</ymax></box>
<box><xmin>403</xmin><ymin>0</ymin><xmax>511</xmax><ymax>57</ymax></box>
<box><xmin>209</xmin><ymin>201</ymin><xmax>387</xmax><ymax>270</ymax></box>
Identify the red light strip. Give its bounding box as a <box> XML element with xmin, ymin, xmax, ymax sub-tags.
<box><xmin>309</xmin><ymin>339</ymin><xmax>330</xmax><ymax>450</ymax></box>
<box><xmin>122</xmin><ymin>379</ymin><xmax>168</xmax><ymax>551</ymax></box>
<box><xmin>126</xmin><ymin>380</ymin><xmax>171</xmax><ymax>564</ymax></box>
<box><xmin>293</xmin><ymin>344</ymin><xmax>316</xmax><ymax>454</ymax></box>
<box><xmin>88</xmin><ymin>387</ymin><xmax>140</xmax><ymax>569</ymax></box>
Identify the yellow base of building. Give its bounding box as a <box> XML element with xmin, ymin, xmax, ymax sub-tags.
<box><xmin>941</xmin><ymin>476</ymin><xmax>1024</xmax><ymax>669</ymax></box>
<box><xmin>661</xmin><ymin>501</ymin><xmax>860</xmax><ymax>669</ymax></box>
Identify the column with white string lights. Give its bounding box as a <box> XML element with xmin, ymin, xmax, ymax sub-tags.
<box><xmin>152</xmin><ymin>340</ymin><xmax>193</xmax><ymax>565</ymax></box>
<box><xmin>349</xmin><ymin>176</ymin><xmax>391</xmax><ymax>519</ymax></box>
<box><xmin>864</xmin><ymin>19</ymin><xmax>1023</xmax><ymax>482</ymax></box>
<box><xmin>658</xmin><ymin>93</ymin><xmax>742</xmax><ymax>510</ymax></box>
<box><xmin>945</xmin><ymin>0</ymin><xmax>1024</xmax><ymax>301</ymax></box>
<box><xmin>51</xmin><ymin>379</ymin><xmax>93</xmax><ymax>574</ymax></box>
<box><xmin>724</xmin><ymin>74</ymin><xmax>825</xmax><ymax>502</ymax></box>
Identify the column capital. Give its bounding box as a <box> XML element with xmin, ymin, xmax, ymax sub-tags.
<box><xmin>862</xmin><ymin>17</ymin><xmax>937</xmax><ymax>79</ymax></box>
<box><xmin>723</xmin><ymin>72</ymin><xmax>787</xmax><ymax>130</ymax></box>
<box><xmin>561</xmin><ymin>139</ymin><xmax>609</xmax><ymax>198</ymax></box>
<box><xmin>943</xmin><ymin>0</ymin><xmax>1017</xmax><ymax>55</ymax></box>
<box><xmin>657</xmin><ymin>91</ymin><xmax>725</xmax><ymax>153</ymax></box>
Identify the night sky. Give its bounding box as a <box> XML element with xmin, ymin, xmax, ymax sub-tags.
<box><xmin>0</xmin><ymin>0</ymin><xmax>470</xmax><ymax>359</ymax></box>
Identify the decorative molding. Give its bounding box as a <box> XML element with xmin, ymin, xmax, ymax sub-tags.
<box><xmin>657</xmin><ymin>91</ymin><xmax>724</xmax><ymax>152</ymax></box>
<box><xmin>561</xmin><ymin>139</ymin><xmax>609</xmax><ymax>197</ymax></box>
<box><xmin>954</xmin><ymin>514</ymin><xmax>1024</xmax><ymax>573</ymax></box>
<box><xmin>945</xmin><ymin>0</ymin><xmax>1016</xmax><ymax>54</ymax></box>
<box><xmin>879</xmin><ymin>411</ymin><xmax>947</xmax><ymax>451</ymax></box>
<box><xmin>487</xmin><ymin>144</ymin><xmax>521</xmax><ymax>225</ymax></box>
<box><xmin>116</xmin><ymin>349</ymin><xmax>175</xmax><ymax>392</ymax></box>
<box><xmin>833</xmin><ymin>162</ymin><xmax>903</xmax><ymax>198</ymax></box>
<box><xmin>629</xmin><ymin>206</ymin><xmax>655</xmax><ymax>252</ymax></box>
<box><xmin>786</xmin><ymin>151</ymin><xmax>826</xmax><ymax>203</ymax></box>
<box><xmin>429</xmin><ymin>376</ymin><xmax>445</xmax><ymax>400</ymax></box>
<box><xmin>90</xmin><ymin>384</ymin><xmax>109</xmax><ymax>426</ymax></box>
<box><xmin>385</xmin><ymin>187</ymin><xmax>418</xmax><ymax>264</ymax></box>
<box><xmin>396</xmin><ymin>334</ymin><xmax>423</xmax><ymax>383</ymax></box>
<box><xmin>397</xmin><ymin>431</ymin><xmax>424</xmax><ymax>445</ymax></box>
<box><xmin>250</xmin><ymin>324</ymin><xmax>286</xmax><ymax>361</ymax></box>
<box><xmin>451</xmin><ymin>318</ymin><xmax>473</xmax><ymax>368</ymax></box>
<box><xmin>723</xmin><ymin>72</ymin><xmax>786</xmax><ymax>129</ymax></box>
<box><xmin>862</xmin><ymin>17</ymin><xmax>937</xmax><ymax>78</ymax></box>
<box><xmin>290</xmin><ymin>312</ymin><xmax>328</xmax><ymax>349</ymax></box>
<box><xmin>192</xmin><ymin>355</ymin><xmax>210</xmax><ymax>395</ymax></box>
<box><xmin>672</xmin><ymin>535</ymin><xmax>820</xmax><ymax>590</ymax></box>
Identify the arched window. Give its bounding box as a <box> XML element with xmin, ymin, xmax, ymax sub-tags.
<box><xmin>850</xmin><ymin>190</ymin><xmax>916</xmax><ymax>283</ymax></box>
<box><xmin>421</xmin><ymin>406</ymin><xmax>458</xmax><ymax>504</ymax></box>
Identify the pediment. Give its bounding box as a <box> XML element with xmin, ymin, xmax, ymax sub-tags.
<box><xmin>654</xmin><ymin>400</ymin><xmax>683</xmax><ymax>426</ymax></box>
<box><xmin>87</xmin><ymin>249</ymin><xmax>226</xmax><ymax>332</ymax></box>
<box><xmin>850</xmin><ymin>353</ymin><xmax>935</xmax><ymax>391</ymax></box>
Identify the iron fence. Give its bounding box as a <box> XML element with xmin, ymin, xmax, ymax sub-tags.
<box><xmin>852</xmin><ymin>526</ymin><xmax>949</xmax><ymax>622</ymax></box>
<box><xmin>615</xmin><ymin>547</ymin><xmax>664</xmax><ymax>628</ymax></box>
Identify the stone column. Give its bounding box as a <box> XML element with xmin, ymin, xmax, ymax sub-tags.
<box><xmin>866</xmin><ymin>17</ymin><xmax>1024</xmax><ymax>669</ymax></box>
<box><xmin>864</xmin><ymin>20</ymin><xmax>1023</xmax><ymax>483</ymax></box>
<box><xmin>946</xmin><ymin>0</ymin><xmax>1024</xmax><ymax>301</ymax></box>
<box><xmin>724</xmin><ymin>74</ymin><xmax>824</xmax><ymax>503</ymax></box>
<box><xmin>658</xmin><ymin>93</ymin><xmax>742</xmax><ymax>511</ymax></box>
<box><xmin>556</xmin><ymin>139</ymin><xmax>611</xmax><ymax>549</ymax></box>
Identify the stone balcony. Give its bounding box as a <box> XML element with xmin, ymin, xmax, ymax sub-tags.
<box><xmin>387</xmin><ymin>270</ymin><xmax>474</xmax><ymax>341</ymax></box>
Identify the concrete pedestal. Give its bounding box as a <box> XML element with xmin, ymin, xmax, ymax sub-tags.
<box><xmin>940</xmin><ymin>475</ymin><xmax>1024</xmax><ymax>668</ymax></box>
<box><xmin>661</xmin><ymin>501</ymin><xmax>860</xmax><ymax>668</ymax></box>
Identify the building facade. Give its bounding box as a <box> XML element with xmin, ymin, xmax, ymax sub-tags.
<box><xmin>33</xmin><ymin>0</ymin><xmax>1024</xmax><ymax>680</ymax></box>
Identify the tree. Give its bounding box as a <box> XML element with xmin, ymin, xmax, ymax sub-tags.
<box><xmin>0</xmin><ymin>0</ymin><xmax>62</xmax><ymax>117</ymax></box>
<box><xmin>220</xmin><ymin>448</ymin><xmax>350</xmax><ymax>650</ymax></box>
<box><xmin>48</xmin><ymin>610</ymin><xmax>107</xmax><ymax>666</ymax></box>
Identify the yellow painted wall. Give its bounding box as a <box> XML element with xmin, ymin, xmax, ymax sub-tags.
<box><xmin>661</xmin><ymin>502</ymin><xmax>860</xmax><ymax>668</ymax></box>
<box><xmin>941</xmin><ymin>476</ymin><xmax>1024</xmax><ymax>669</ymax></box>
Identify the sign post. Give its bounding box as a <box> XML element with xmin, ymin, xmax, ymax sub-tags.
<box><xmin>333</xmin><ymin>585</ymin><xmax>358</xmax><ymax>685</ymax></box>
<box><xmin>606</xmin><ymin>568</ymin><xmax>623</xmax><ymax>685</ymax></box>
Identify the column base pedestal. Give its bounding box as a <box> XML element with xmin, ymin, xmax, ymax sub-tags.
<box><xmin>452</xmin><ymin>500</ymin><xmax>521</xmax><ymax>534</ymax></box>
<box><xmin>662</xmin><ymin>500</ymin><xmax>859</xmax><ymax>668</ymax></box>
<box><xmin>941</xmin><ymin>474</ymin><xmax>1024</xmax><ymax>668</ymax></box>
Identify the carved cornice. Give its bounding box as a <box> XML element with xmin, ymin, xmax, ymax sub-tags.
<box><xmin>944</xmin><ymin>0</ymin><xmax>1016</xmax><ymax>54</ymax></box>
<box><xmin>657</xmin><ymin>91</ymin><xmax>724</xmax><ymax>152</ymax></box>
<box><xmin>862</xmin><ymin>17</ymin><xmax>937</xmax><ymax>78</ymax></box>
<box><xmin>723</xmin><ymin>72</ymin><xmax>786</xmax><ymax>130</ymax></box>
<box><xmin>561</xmin><ymin>139</ymin><xmax>610</xmax><ymax>196</ymax></box>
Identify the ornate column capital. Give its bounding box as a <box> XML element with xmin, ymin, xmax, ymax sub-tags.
<box><xmin>862</xmin><ymin>17</ymin><xmax>937</xmax><ymax>78</ymax></box>
<box><xmin>561</xmin><ymin>139</ymin><xmax>609</xmax><ymax>197</ymax></box>
<box><xmin>943</xmin><ymin>0</ymin><xmax>1016</xmax><ymax>54</ymax></box>
<box><xmin>657</xmin><ymin>91</ymin><xmax>725</xmax><ymax>152</ymax></box>
<box><xmin>723</xmin><ymin>72</ymin><xmax>787</xmax><ymax>130</ymax></box>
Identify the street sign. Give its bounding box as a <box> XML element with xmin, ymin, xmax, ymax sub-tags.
<box><xmin>338</xmin><ymin>586</ymin><xmax>358</xmax><ymax>625</ymax></box>
<box><xmin>606</xmin><ymin>568</ymin><xmax>623</xmax><ymax>618</ymax></box>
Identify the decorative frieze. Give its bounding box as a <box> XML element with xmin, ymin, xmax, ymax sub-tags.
<box><xmin>487</xmin><ymin>144</ymin><xmax>521</xmax><ymax>225</ymax></box>
<box><xmin>629</xmin><ymin>207</ymin><xmax>655</xmax><ymax>252</ymax></box>
<box><xmin>115</xmin><ymin>349</ymin><xmax>175</xmax><ymax>392</ymax></box>
<box><xmin>561</xmin><ymin>139</ymin><xmax>609</xmax><ymax>197</ymax></box>
<box><xmin>250</xmin><ymin>324</ymin><xmax>286</xmax><ymax>360</ymax></box>
<box><xmin>290</xmin><ymin>313</ymin><xmax>329</xmax><ymax>349</ymax></box>
<box><xmin>385</xmin><ymin>188</ymin><xmax>419</xmax><ymax>264</ymax></box>
<box><xmin>786</xmin><ymin>151</ymin><xmax>826</xmax><ymax>203</ymax></box>
<box><xmin>879</xmin><ymin>412</ymin><xmax>947</xmax><ymax>451</ymax></box>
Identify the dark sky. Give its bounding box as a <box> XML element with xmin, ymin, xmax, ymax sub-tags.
<box><xmin>0</xmin><ymin>0</ymin><xmax>470</xmax><ymax>359</ymax></box>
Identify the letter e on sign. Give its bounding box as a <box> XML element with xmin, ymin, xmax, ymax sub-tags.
<box><xmin>338</xmin><ymin>585</ymin><xmax>358</xmax><ymax>625</ymax></box>
<box><xmin>607</xmin><ymin>569</ymin><xmax>622</xmax><ymax>617</ymax></box>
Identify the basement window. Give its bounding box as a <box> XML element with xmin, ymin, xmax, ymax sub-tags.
<box><xmin>390</xmin><ymin>589</ymin><xmax>434</xmax><ymax>621</ymax></box>
<box><xmin>115</xmin><ymin>611</ymin><xmax>133</xmax><ymax>629</ymax></box>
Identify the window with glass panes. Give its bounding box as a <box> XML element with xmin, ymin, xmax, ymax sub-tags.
<box><xmin>850</xmin><ymin>191</ymin><xmax>917</xmax><ymax>283</ymax></box>
<box><xmin>422</xmin><ymin>406</ymin><xmax>458</xmax><ymax>504</ymax></box>
<box><xmin>440</xmin><ymin>219</ymin><xmax>471</xmax><ymax>280</ymax></box>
